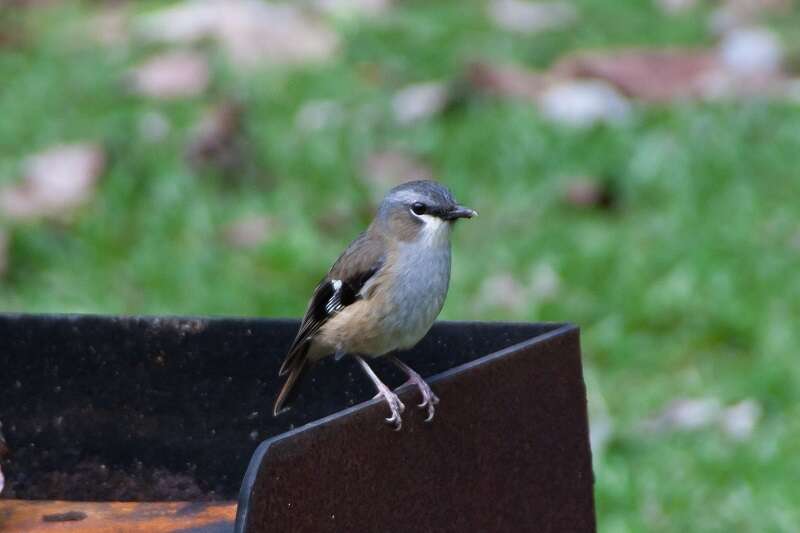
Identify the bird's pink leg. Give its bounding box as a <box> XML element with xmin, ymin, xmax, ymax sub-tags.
<box><xmin>389</xmin><ymin>356</ymin><xmax>439</xmax><ymax>422</ymax></box>
<box><xmin>354</xmin><ymin>355</ymin><xmax>405</xmax><ymax>430</ymax></box>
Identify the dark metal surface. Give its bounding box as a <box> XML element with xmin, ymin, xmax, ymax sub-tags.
<box><xmin>236</xmin><ymin>324</ymin><xmax>595</xmax><ymax>533</ymax></box>
<box><xmin>0</xmin><ymin>314</ymin><xmax>567</xmax><ymax>502</ymax></box>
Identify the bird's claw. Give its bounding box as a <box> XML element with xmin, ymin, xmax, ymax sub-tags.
<box><xmin>406</xmin><ymin>378</ymin><xmax>439</xmax><ymax>423</ymax></box>
<box><xmin>374</xmin><ymin>390</ymin><xmax>405</xmax><ymax>430</ymax></box>
<box><xmin>420</xmin><ymin>392</ymin><xmax>439</xmax><ymax>422</ymax></box>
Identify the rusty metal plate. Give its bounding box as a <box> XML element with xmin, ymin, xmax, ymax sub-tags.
<box><xmin>236</xmin><ymin>324</ymin><xmax>595</xmax><ymax>533</ymax></box>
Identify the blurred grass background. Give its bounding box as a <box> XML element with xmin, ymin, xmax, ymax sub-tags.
<box><xmin>1</xmin><ymin>0</ymin><xmax>800</xmax><ymax>530</ymax></box>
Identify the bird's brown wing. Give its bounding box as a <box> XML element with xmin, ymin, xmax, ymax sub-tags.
<box><xmin>273</xmin><ymin>231</ymin><xmax>384</xmax><ymax>414</ymax></box>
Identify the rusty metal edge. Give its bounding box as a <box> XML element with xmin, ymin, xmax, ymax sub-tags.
<box><xmin>233</xmin><ymin>322</ymin><xmax>578</xmax><ymax>533</ymax></box>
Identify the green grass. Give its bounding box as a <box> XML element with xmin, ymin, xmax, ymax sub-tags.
<box><xmin>2</xmin><ymin>1</ymin><xmax>800</xmax><ymax>530</ymax></box>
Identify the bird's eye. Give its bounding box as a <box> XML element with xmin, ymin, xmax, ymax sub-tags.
<box><xmin>411</xmin><ymin>202</ymin><xmax>427</xmax><ymax>215</ymax></box>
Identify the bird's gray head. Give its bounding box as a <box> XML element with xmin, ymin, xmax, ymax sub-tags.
<box><xmin>374</xmin><ymin>180</ymin><xmax>477</xmax><ymax>245</ymax></box>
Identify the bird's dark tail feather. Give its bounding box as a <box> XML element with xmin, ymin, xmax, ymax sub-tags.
<box><xmin>273</xmin><ymin>357</ymin><xmax>308</xmax><ymax>416</ymax></box>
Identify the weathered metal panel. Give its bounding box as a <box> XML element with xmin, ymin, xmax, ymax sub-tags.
<box><xmin>237</xmin><ymin>324</ymin><xmax>595</xmax><ymax>533</ymax></box>
<box><xmin>0</xmin><ymin>315</ymin><xmax>594</xmax><ymax>532</ymax></box>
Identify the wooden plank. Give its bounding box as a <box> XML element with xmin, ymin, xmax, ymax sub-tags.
<box><xmin>0</xmin><ymin>500</ymin><xmax>236</xmax><ymax>532</ymax></box>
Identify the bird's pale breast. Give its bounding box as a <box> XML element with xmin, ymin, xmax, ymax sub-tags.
<box><xmin>313</xmin><ymin>238</ymin><xmax>452</xmax><ymax>358</ymax></box>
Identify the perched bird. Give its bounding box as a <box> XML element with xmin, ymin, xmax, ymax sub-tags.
<box><xmin>273</xmin><ymin>180</ymin><xmax>476</xmax><ymax>430</ymax></box>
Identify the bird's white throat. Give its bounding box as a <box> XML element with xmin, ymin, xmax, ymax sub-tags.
<box><xmin>415</xmin><ymin>213</ymin><xmax>451</xmax><ymax>247</ymax></box>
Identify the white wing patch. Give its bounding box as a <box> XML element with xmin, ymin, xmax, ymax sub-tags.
<box><xmin>325</xmin><ymin>279</ymin><xmax>344</xmax><ymax>314</ymax></box>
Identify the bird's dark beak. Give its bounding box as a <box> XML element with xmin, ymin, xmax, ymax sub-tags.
<box><xmin>444</xmin><ymin>205</ymin><xmax>478</xmax><ymax>221</ymax></box>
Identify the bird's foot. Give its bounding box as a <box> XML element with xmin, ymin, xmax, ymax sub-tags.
<box><xmin>373</xmin><ymin>389</ymin><xmax>406</xmax><ymax>431</ymax></box>
<box><xmin>404</xmin><ymin>376</ymin><xmax>440</xmax><ymax>422</ymax></box>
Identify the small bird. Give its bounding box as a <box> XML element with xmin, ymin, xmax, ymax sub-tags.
<box><xmin>273</xmin><ymin>180</ymin><xmax>476</xmax><ymax>429</ymax></box>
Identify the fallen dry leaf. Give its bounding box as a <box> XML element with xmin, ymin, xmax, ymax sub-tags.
<box><xmin>644</xmin><ymin>397</ymin><xmax>723</xmax><ymax>432</ymax></box>
<box><xmin>0</xmin><ymin>143</ymin><xmax>105</xmax><ymax>221</ymax></box>
<box><xmin>553</xmin><ymin>49</ymin><xmax>718</xmax><ymax>103</ymax></box>
<box><xmin>128</xmin><ymin>51</ymin><xmax>210</xmax><ymax>100</ymax></box>
<box><xmin>137</xmin><ymin>0</ymin><xmax>339</xmax><ymax>70</ymax></box>
<box><xmin>361</xmin><ymin>151</ymin><xmax>434</xmax><ymax>200</ymax></box>
<box><xmin>643</xmin><ymin>397</ymin><xmax>762</xmax><ymax>440</ymax></box>
<box><xmin>718</xmin><ymin>26</ymin><xmax>783</xmax><ymax>77</ymax></box>
<box><xmin>465</xmin><ymin>61</ymin><xmax>549</xmax><ymax>100</ymax></box>
<box><xmin>564</xmin><ymin>177</ymin><xmax>617</xmax><ymax>209</ymax></box>
<box><xmin>223</xmin><ymin>215</ymin><xmax>274</xmax><ymax>248</ymax></box>
<box><xmin>719</xmin><ymin>399</ymin><xmax>761</xmax><ymax>440</ymax></box>
<box><xmin>392</xmin><ymin>81</ymin><xmax>450</xmax><ymax>125</ymax></box>
<box><xmin>488</xmin><ymin>0</ymin><xmax>577</xmax><ymax>34</ymax></box>
<box><xmin>539</xmin><ymin>80</ymin><xmax>631</xmax><ymax>127</ymax></box>
<box><xmin>186</xmin><ymin>101</ymin><xmax>247</xmax><ymax>174</ymax></box>
<box><xmin>552</xmin><ymin>44</ymin><xmax>791</xmax><ymax>102</ymax></box>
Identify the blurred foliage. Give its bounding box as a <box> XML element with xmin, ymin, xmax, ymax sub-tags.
<box><xmin>1</xmin><ymin>1</ymin><xmax>800</xmax><ymax>531</ymax></box>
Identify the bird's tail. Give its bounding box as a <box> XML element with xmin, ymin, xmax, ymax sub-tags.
<box><xmin>273</xmin><ymin>356</ymin><xmax>308</xmax><ymax>416</ymax></box>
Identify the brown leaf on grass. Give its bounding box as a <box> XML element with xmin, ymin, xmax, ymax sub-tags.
<box><xmin>127</xmin><ymin>51</ymin><xmax>210</xmax><ymax>100</ymax></box>
<box><xmin>466</xmin><ymin>61</ymin><xmax>632</xmax><ymax>125</ymax></box>
<box><xmin>553</xmin><ymin>49</ymin><xmax>718</xmax><ymax>103</ymax></box>
<box><xmin>719</xmin><ymin>399</ymin><xmax>761</xmax><ymax>440</ymax></box>
<box><xmin>391</xmin><ymin>81</ymin><xmax>450</xmax><ymax>125</ymax></box>
<box><xmin>222</xmin><ymin>215</ymin><xmax>274</xmax><ymax>248</ymax></box>
<box><xmin>644</xmin><ymin>397</ymin><xmax>723</xmax><ymax>433</ymax></box>
<box><xmin>361</xmin><ymin>151</ymin><xmax>434</xmax><ymax>200</ymax></box>
<box><xmin>704</xmin><ymin>27</ymin><xmax>788</xmax><ymax>98</ymax></box>
<box><xmin>488</xmin><ymin>0</ymin><xmax>577</xmax><ymax>34</ymax></box>
<box><xmin>552</xmin><ymin>39</ymin><xmax>791</xmax><ymax>102</ymax></box>
<box><xmin>539</xmin><ymin>80</ymin><xmax>631</xmax><ymax>127</ymax></box>
<box><xmin>186</xmin><ymin>101</ymin><xmax>247</xmax><ymax>175</ymax></box>
<box><xmin>642</xmin><ymin>397</ymin><xmax>762</xmax><ymax>440</ymax></box>
<box><xmin>564</xmin><ymin>178</ymin><xmax>617</xmax><ymax>209</ymax></box>
<box><xmin>465</xmin><ymin>61</ymin><xmax>549</xmax><ymax>100</ymax></box>
<box><xmin>718</xmin><ymin>26</ymin><xmax>783</xmax><ymax>77</ymax></box>
<box><xmin>137</xmin><ymin>0</ymin><xmax>339</xmax><ymax>70</ymax></box>
<box><xmin>0</xmin><ymin>143</ymin><xmax>105</xmax><ymax>221</ymax></box>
